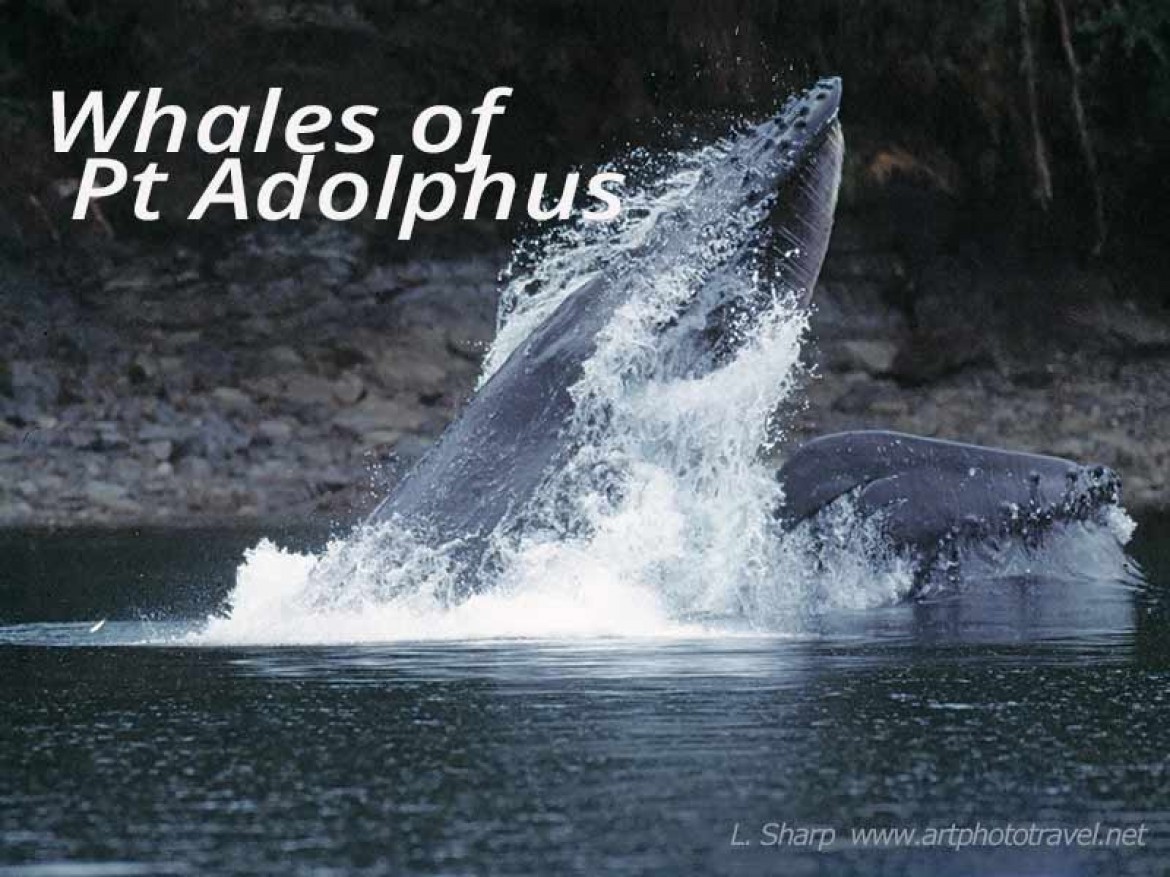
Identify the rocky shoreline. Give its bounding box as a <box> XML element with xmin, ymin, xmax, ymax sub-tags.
<box><xmin>1</xmin><ymin>219</ymin><xmax>1167</xmax><ymax>529</ymax></box>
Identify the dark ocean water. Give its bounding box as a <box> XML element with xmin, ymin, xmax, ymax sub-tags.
<box><xmin>1</xmin><ymin>518</ymin><xmax>1167</xmax><ymax>877</ymax></box>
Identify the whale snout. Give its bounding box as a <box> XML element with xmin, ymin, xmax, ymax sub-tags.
<box><xmin>1063</xmin><ymin>463</ymin><xmax>1122</xmax><ymax>515</ymax></box>
<box><xmin>789</xmin><ymin>77</ymin><xmax>841</xmax><ymax>135</ymax></box>
<box><xmin>761</xmin><ymin>76</ymin><xmax>842</xmax><ymax>167</ymax></box>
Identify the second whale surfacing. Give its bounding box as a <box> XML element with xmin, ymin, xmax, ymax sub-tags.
<box><xmin>368</xmin><ymin>76</ymin><xmax>1127</xmax><ymax>597</ymax></box>
<box><xmin>774</xmin><ymin>430</ymin><xmax>1124</xmax><ymax>588</ymax></box>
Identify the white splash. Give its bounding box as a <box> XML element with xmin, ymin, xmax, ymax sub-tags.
<box><xmin>198</xmin><ymin>525</ymin><xmax>701</xmax><ymax>644</ymax></box>
<box><xmin>481</xmin><ymin>151</ymin><xmax>710</xmax><ymax>384</ymax></box>
<box><xmin>194</xmin><ymin>130</ymin><xmax>1129</xmax><ymax>646</ymax></box>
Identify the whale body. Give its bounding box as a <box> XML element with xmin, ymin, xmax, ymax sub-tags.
<box><xmin>775</xmin><ymin>430</ymin><xmax>1122</xmax><ymax>562</ymax></box>
<box><xmin>368</xmin><ymin>76</ymin><xmax>1125</xmax><ymax>595</ymax></box>
<box><xmin>370</xmin><ymin>77</ymin><xmax>846</xmax><ymax>585</ymax></box>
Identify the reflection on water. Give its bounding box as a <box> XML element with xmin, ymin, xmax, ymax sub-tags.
<box><xmin>2</xmin><ymin>634</ymin><xmax>1168</xmax><ymax>877</ymax></box>
<box><xmin>0</xmin><ymin>520</ymin><xmax>1168</xmax><ymax>876</ymax></box>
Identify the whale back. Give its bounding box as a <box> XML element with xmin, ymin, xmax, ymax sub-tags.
<box><xmin>776</xmin><ymin>430</ymin><xmax>1122</xmax><ymax>549</ymax></box>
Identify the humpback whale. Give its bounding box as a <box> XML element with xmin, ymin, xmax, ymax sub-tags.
<box><xmin>775</xmin><ymin>431</ymin><xmax>1122</xmax><ymax>567</ymax></box>
<box><xmin>368</xmin><ymin>76</ymin><xmax>1124</xmax><ymax>594</ymax></box>
<box><xmin>371</xmin><ymin>77</ymin><xmax>846</xmax><ymax>581</ymax></box>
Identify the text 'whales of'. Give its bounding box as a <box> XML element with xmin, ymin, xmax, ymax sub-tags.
<box><xmin>53</xmin><ymin>87</ymin><xmax>624</xmax><ymax>239</ymax></box>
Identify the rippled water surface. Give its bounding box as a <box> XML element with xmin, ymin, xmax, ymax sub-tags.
<box><xmin>1</xmin><ymin>521</ymin><xmax>1169</xmax><ymax>877</ymax></box>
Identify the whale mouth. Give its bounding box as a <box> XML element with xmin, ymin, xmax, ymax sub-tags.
<box><xmin>768</xmin><ymin>76</ymin><xmax>842</xmax><ymax>157</ymax></box>
<box><xmin>949</xmin><ymin>464</ymin><xmax>1124</xmax><ymax>552</ymax></box>
<box><xmin>943</xmin><ymin>463</ymin><xmax>1123</xmax><ymax>543</ymax></box>
<box><xmin>1068</xmin><ymin>465</ymin><xmax>1123</xmax><ymax>508</ymax></box>
<box><xmin>954</xmin><ymin>465</ymin><xmax>1123</xmax><ymax>545</ymax></box>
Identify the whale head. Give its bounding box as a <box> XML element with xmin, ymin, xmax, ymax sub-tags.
<box><xmin>657</xmin><ymin>76</ymin><xmax>844</xmax><ymax>374</ymax></box>
<box><xmin>776</xmin><ymin>430</ymin><xmax>1126</xmax><ymax>573</ymax></box>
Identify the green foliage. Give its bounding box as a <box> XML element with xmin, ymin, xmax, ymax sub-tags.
<box><xmin>2</xmin><ymin>0</ymin><xmax>141</xmax><ymax>95</ymax></box>
<box><xmin>1082</xmin><ymin>1</ymin><xmax>1170</xmax><ymax>63</ymax></box>
<box><xmin>1079</xmin><ymin>0</ymin><xmax>1170</xmax><ymax>120</ymax></box>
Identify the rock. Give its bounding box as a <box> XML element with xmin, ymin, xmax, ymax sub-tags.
<box><xmin>870</xmin><ymin>397</ymin><xmax>910</xmax><ymax>417</ymax></box>
<box><xmin>396</xmin><ymin>261</ymin><xmax>430</xmax><ymax>287</ymax></box>
<box><xmin>316</xmin><ymin>468</ymin><xmax>352</xmax><ymax>491</ymax></box>
<box><xmin>256</xmin><ymin>418</ymin><xmax>294</xmax><ymax>444</ymax></box>
<box><xmin>1066</xmin><ymin>298</ymin><xmax>1170</xmax><ymax>355</ymax></box>
<box><xmin>127</xmin><ymin>353</ymin><xmax>159</xmax><ymax>386</ymax></box>
<box><xmin>299</xmin><ymin>443</ymin><xmax>338</xmax><ymax>467</ymax></box>
<box><xmin>890</xmin><ymin>329</ymin><xmax>991</xmax><ymax>386</ymax></box>
<box><xmin>821</xmin><ymin>251</ymin><xmax>905</xmax><ymax>282</ymax></box>
<box><xmin>157</xmin><ymin>356</ymin><xmax>189</xmax><ymax>383</ymax></box>
<box><xmin>1009</xmin><ymin>365</ymin><xmax>1057</xmax><ymax>389</ymax></box>
<box><xmin>241</xmin><ymin>316</ymin><xmax>275</xmax><ymax>338</ymax></box>
<box><xmin>824</xmin><ymin>340</ymin><xmax>898</xmax><ymax>376</ymax></box>
<box><xmin>240</xmin><ymin>375</ymin><xmax>284</xmax><ymax>401</ymax></box>
<box><xmin>392</xmin><ymin>434</ymin><xmax>436</xmax><ymax>463</ymax></box>
<box><xmin>262</xmin><ymin>345</ymin><xmax>306</xmax><ymax>372</ymax></box>
<box><xmin>0</xmin><ymin>501</ymin><xmax>34</xmax><ymax>523</ymax></box>
<box><xmin>0</xmin><ymin>203</ymin><xmax>26</xmax><ymax>258</ymax></box>
<box><xmin>187</xmin><ymin>412</ymin><xmax>249</xmax><ymax>459</ymax></box>
<box><xmin>808</xmin><ymin>280</ymin><xmax>909</xmax><ymax>341</ymax></box>
<box><xmin>283</xmin><ymin>373</ymin><xmax>340</xmax><ymax>407</ymax></box>
<box><xmin>86</xmin><ymin>480</ymin><xmax>129</xmax><ymax>505</ymax></box>
<box><xmin>831</xmin><ymin>381</ymin><xmax>882</xmax><ymax>414</ymax></box>
<box><xmin>358</xmin><ymin>428</ymin><xmax>403</xmax><ymax>448</ymax></box>
<box><xmin>333</xmin><ymin>372</ymin><xmax>365</xmax><ymax>405</ymax></box>
<box><xmin>1099</xmin><ymin>430</ymin><xmax>1143</xmax><ymax>470</ymax></box>
<box><xmin>1045</xmin><ymin>437</ymin><xmax>1093</xmax><ymax>461</ymax></box>
<box><xmin>10</xmin><ymin>360</ymin><xmax>58</xmax><ymax>409</ymax></box>
<box><xmin>103</xmin><ymin>266</ymin><xmax>157</xmax><ymax>295</ymax></box>
<box><xmin>373</xmin><ymin>352</ymin><xmax>447</xmax><ymax>397</ymax></box>
<box><xmin>320</xmin><ymin>340</ymin><xmax>369</xmax><ymax>370</ymax></box>
<box><xmin>446</xmin><ymin>333</ymin><xmax>489</xmax><ymax>363</ymax></box>
<box><xmin>138</xmin><ymin>423</ymin><xmax>186</xmax><ymax>443</ymax></box>
<box><xmin>72</xmin><ymin>423</ymin><xmax>130</xmax><ymax>452</ymax></box>
<box><xmin>249</xmin><ymin>459</ymin><xmax>295</xmax><ymax>482</ymax></box>
<box><xmin>179</xmin><ymin>456</ymin><xmax>213</xmax><ymax>480</ymax></box>
<box><xmin>166</xmin><ymin>330</ymin><xmax>203</xmax><ymax>349</ymax></box>
<box><xmin>210</xmin><ymin>386</ymin><xmax>253</xmax><ymax>411</ymax></box>
<box><xmin>146</xmin><ymin>439</ymin><xmax>174</xmax><ymax>462</ymax></box>
<box><xmin>333</xmin><ymin>396</ymin><xmax>425</xmax><ymax>440</ymax></box>
<box><xmin>69</xmin><ymin>429</ymin><xmax>101</xmax><ymax>450</ymax></box>
<box><xmin>356</xmin><ymin>265</ymin><xmax>403</xmax><ymax>300</ymax></box>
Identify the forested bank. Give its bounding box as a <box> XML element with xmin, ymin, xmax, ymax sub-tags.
<box><xmin>0</xmin><ymin>1</ymin><xmax>1167</xmax><ymax>525</ymax></box>
<box><xmin>3</xmin><ymin>1</ymin><xmax>1167</xmax><ymax>271</ymax></box>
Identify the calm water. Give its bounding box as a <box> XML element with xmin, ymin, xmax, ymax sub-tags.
<box><xmin>1</xmin><ymin>520</ymin><xmax>1168</xmax><ymax>877</ymax></box>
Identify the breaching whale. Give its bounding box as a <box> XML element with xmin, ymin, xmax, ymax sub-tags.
<box><xmin>370</xmin><ymin>77</ymin><xmax>846</xmax><ymax>582</ymax></box>
<box><xmin>368</xmin><ymin>76</ymin><xmax>1124</xmax><ymax>593</ymax></box>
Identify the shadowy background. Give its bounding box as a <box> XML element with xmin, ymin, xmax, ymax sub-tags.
<box><xmin>0</xmin><ymin>0</ymin><xmax>1167</xmax><ymax>526</ymax></box>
